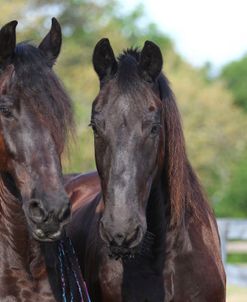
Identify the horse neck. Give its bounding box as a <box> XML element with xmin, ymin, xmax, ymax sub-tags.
<box><xmin>0</xmin><ymin>174</ymin><xmax>46</xmax><ymax>279</ymax></box>
<box><xmin>147</xmin><ymin>178</ymin><xmax>167</xmax><ymax>237</ymax></box>
<box><xmin>145</xmin><ymin>175</ymin><xmax>168</xmax><ymax>267</ymax></box>
<box><xmin>146</xmin><ymin>170</ymin><xmax>188</xmax><ymax>269</ymax></box>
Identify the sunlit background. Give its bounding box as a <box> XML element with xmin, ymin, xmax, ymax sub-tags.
<box><xmin>1</xmin><ymin>0</ymin><xmax>247</xmax><ymax>300</ymax></box>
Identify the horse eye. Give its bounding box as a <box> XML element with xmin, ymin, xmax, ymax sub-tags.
<box><xmin>89</xmin><ymin>122</ymin><xmax>99</xmax><ymax>137</ymax></box>
<box><xmin>92</xmin><ymin>125</ymin><xmax>99</xmax><ymax>136</ymax></box>
<box><xmin>150</xmin><ymin>124</ymin><xmax>160</xmax><ymax>135</ymax></box>
<box><xmin>0</xmin><ymin>107</ymin><xmax>12</xmax><ymax>118</ymax></box>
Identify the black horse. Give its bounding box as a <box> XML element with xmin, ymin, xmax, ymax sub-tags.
<box><xmin>68</xmin><ymin>39</ymin><xmax>226</xmax><ymax>301</ymax></box>
<box><xmin>0</xmin><ymin>19</ymin><xmax>87</xmax><ymax>301</ymax></box>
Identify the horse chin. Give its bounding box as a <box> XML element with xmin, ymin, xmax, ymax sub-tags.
<box><xmin>108</xmin><ymin>230</ymin><xmax>156</xmax><ymax>260</ymax></box>
<box><xmin>108</xmin><ymin>245</ymin><xmax>140</xmax><ymax>260</ymax></box>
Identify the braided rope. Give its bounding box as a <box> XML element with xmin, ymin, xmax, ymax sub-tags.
<box><xmin>57</xmin><ymin>237</ymin><xmax>91</xmax><ymax>302</ymax></box>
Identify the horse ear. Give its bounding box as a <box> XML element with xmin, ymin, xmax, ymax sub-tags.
<box><xmin>38</xmin><ymin>17</ymin><xmax>62</xmax><ymax>67</ymax></box>
<box><xmin>0</xmin><ymin>21</ymin><xmax>17</xmax><ymax>65</ymax></box>
<box><xmin>0</xmin><ymin>65</ymin><xmax>15</xmax><ymax>95</ymax></box>
<box><xmin>138</xmin><ymin>41</ymin><xmax>163</xmax><ymax>82</ymax></box>
<box><xmin>93</xmin><ymin>38</ymin><xmax>118</xmax><ymax>83</ymax></box>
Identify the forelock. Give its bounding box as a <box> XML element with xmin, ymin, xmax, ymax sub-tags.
<box><xmin>9</xmin><ymin>42</ymin><xmax>74</xmax><ymax>153</ymax></box>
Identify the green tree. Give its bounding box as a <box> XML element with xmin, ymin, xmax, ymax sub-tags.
<box><xmin>221</xmin><ymin>55</ymin><xmax>247</xmax><ymax>111</ymax></box>
<box><xmin>167</xmin><ymin>56</ymin><xmax>247</xmax><ymax>202</ymax></box>
<box><xmin>215</xmin><ymin>153</ymin><xmax>247</xmax><ymax>217</ymax></box>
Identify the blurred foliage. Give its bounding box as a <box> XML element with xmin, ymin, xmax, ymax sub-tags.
<box><xmin>221</xmin><ymin>55</ymin><xmax>247</xmax><ymax>111</ymax></box>
<box><xmin>216</xmin><ymin>54</ymin><xmax>247</xmax><ymax>216</ymax></box>
<box><xmin>1</xmin><ymin>0</ymin><xmax>247</xmax><ymax>215</ymax></box>
<box><xmin>227</xmin><ymin>253</ymin><xmax>247</xmax><ymax>264</ymax></box>
<box><xmin>167</xmin><ymin>58</ymin><xmax>247</xmax><ymax>201</ymax></box>
<box><xmin>215</xmin><ymin>153</ymin><xmax>247</xmax><ymax>217</ymax></box>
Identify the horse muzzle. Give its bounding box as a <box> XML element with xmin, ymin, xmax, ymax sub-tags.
<box><xmin>25</xmin><ymin>198</ymin><xmax>71</xmax><ymax>242</ymax></box>
<box><xmin>100</xmin><ymin>219</ymin><xmax>144</xmax><ymax>254</ymax></box>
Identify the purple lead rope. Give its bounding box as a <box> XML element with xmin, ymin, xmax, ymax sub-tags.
<box><xmin>67</xmin><ymin>239</ymin><xmax>91</xmax><ymax>302</ymax></box>
<box><xmin>58</xmin><ymin>238</ymin><xmax>91</xmax><ymax>302</ymax></box>
<box><xmin>58</xmin><ymin>245</ymin><xmax>67</xmax><ymax>302</ymax></box>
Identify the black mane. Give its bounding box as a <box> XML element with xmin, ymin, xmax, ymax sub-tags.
<box><xmin>117</xmin><ymin>47</ymin><xmax>140</xmax><ymax>63</ymax></box>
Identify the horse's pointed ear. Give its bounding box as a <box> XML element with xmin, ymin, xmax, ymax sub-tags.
<box><xmin>138</xmin><ymin>41</ymin><xmax>163</xmax><ymax>82</ymax></box>
<box><xmin>38</xmin><ymin>17</ymin><xmax>62</xmax><ymax>67</ymax></box>
<box><xmin>0</xmin><ymin>21</ymin><xmax>17</xmax><ymax>65</ymax></box>
<box><xmin>0</xmin><ymin>65</ymin><xmax>15</xmax><ymax>95</ymax></box>
<box><xmin>93</xmin><ymin>38</ymin><xmax>118</xmax><ymax>83</ymax></box>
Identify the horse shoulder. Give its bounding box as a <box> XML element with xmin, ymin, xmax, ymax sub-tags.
<box><xmin>171</xmin><ymin>215</ymin><xmax>226</xmax><ymax>302</ymax></box>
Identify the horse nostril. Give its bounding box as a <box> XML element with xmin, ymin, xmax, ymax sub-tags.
<box><xmin>99</xmin><ymin>220</ymin><xmax>113</xmax><ymax>243</ymax></box>
<box><xmin>126</xmin><ymin>225</ymin><xmax>143</xmax><ymax>248</ymax></box>
<box><xmin>28</xmin><ymin>200</ymin><xmax>47</xmax><ymax>223</ymax></box>
<box><xmin>58</xmin><ymin>203</ymin><xmax>71</xmax><ymax>222</ymax></box>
